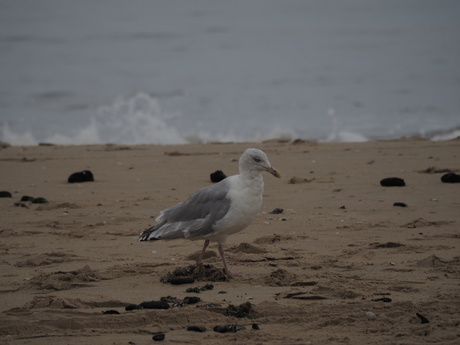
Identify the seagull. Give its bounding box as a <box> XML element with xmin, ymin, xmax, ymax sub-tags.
<box><xmin>139</xmin><ymin>148</ymin><xmax>280</xmax><ymax>276</ymax></box>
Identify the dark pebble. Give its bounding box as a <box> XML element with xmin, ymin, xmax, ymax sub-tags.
<box><xmin>68</xmin><ymin>170</ymin><xmax>94</xmax><ymax>183</ymax></box>
<box><xmin>372</xmin><ymin>297</ymin><xmax>392</xmax><ymax>303</ymax></box>
<box><xmin>269</xmin><ymin>208</ymin><xmax>284</xmax><ymax>214</ymax></box>
<box><xmin>252</xmin><ymin>323</ymin><xmax>260</xmax><ymax>330</ymax></box>
<box><xmin>169</xmin><ymin>277</ymin><xmax>195</xmax><ymax>285</ymax></box>
<box><xmin>102</xmin><ymin>309</ymin><xmax>120</xmax><ymax>314</ymax></box>
<box><xmin>152</xmin><ymin>332</ymin><xmax>165</xmax><ymax>341</ymax></box>
<box><xmin>187</xmin><ymin>326</ymin><xmax>206</xmax><ymax>332</ymax></box>
<box><xmin>441</xmin><ymin>172</ymin><xmax>460</xmax><ymax>183</ymax></box>
<box><xmin>393</xmin><ymin>202</ymin><xmax>407</xmax><ymax>207</ymax></box>
<box><xmin>380</xmin><ymin>177</ymin><xmax>405</xmax><ymax>187</ymax></box>
<box><xmin>183</xmin><ymin>296</ymin><xmax>201</xmax><ymax>304</ymax></box>
<box><xmin>138</xmin><ymin>301</ymin><xmax>170</xmax><ymax>309</ymax></box>
<box><xmin>0</xmin><ymin>191</ymin><xmax>12</xmax><ymax>198</ymax></box>
<box><xmin>210</xmin><ymin>170</ymin><xmax>227</xmax><ymax>183</ymax></box>
<box><xmin>213</xmin><ymin>324</ymin><xmax>245</xmax><ymax>333</ymax></box>
<box><xmin>416</xmin><ymin>312</ymin><xmax>430</xmax><ymax>324</ymax></box>
<box><xmin>125</xmin><ymin>304</ymin><xmax>142</xmax><ymax>311</ymax></box>
<box><xmin>21</xmin><ymin>195</ymin><xmax>35</xmax><ymax>202</ymax></box>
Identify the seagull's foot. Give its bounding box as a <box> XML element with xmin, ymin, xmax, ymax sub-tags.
<box><xmin>224</xmin><ymin>268</ymin><xmax>242</xmax><ymax>278</ymax></box>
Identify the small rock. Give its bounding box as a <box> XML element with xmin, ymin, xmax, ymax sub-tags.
<box><xmin>125</xmin><ymin>304</ymin><xmax>142</xmax><ymax>311</ymax></box>
<box><xmin>182</xmin><ymin>296</ymin><xmax>201</xmax><ymax>304</ymax></box>
<box><xmin>68</xmin><ymin>170</ymin><xmax>94</xmax><ymax>183</ymax></box>
<box><xmin>187</xmin><ymin>326</ymin><xmax>206</xmax><ymax>332</ymax></box>
<box><xmin>210</xmin><ymin>170</ymin><xmax>227</xmax><ymax>183</ymax></box>
<box><xmin>0</xmin><ymin>191</ymin><xmax>12</xmax><ymax>198</ymax></box>
<box><xmin>371</xmin><ymin>297</ymin><xmax>392</xmax><ymax>303</ymax></box>
<box><xmin>20</xmin><ymin>195</ymin><xmax>34</xmax><ymax>202</ymax></box>
<box><xmin>441</xmin><ymin>172</ymin><xmax>460</xmax><ymax>183</ymax></box>
<box><xmin>416</xmin><ymin>312</ymin><xmax>430</xmax><ymax>324</ymax></box>
<box><xmin>365</xmin><ymin>311</ymin><xmax>377</xmax><ymax>318</ymax></box>
<box><xmin>380</xmin><ymin>177</ymin><xmax>405</xmax><ymax>187</ymax></box>
<box><xmin>393</xmin><ymin>202</ymin><xmax>407</xmax><ymax>207</ymax></box>
<box><xmin>102</xmin><ymin>309</ymin><xmax>120</xmax><ymax>314</ymax></box>
<box><xmin>252</xmin><ymin>323</ymin><xmax>260</xmax><ymax>330</ymax></box>
<box><xmin>152</xmin><ymin>332</ymin><xmax>165</xmax><ymax>341</ymax></box>
<box><xmin>169</xmin><ymin>277</ymin><xmax>195</xmax><ymax>285</ymax></box>
<box><xmin>269</xmin><ymin>208</ymin><xmax>284</xmax><ymax>214</ymax></box>
<box><xmin>138</xmin><ymin>301</ymin><xmax>170</xmax><ymax>309</ymax></box>
<box><xmin>213</xmin><ymin>324</ymin><xmax>246</xmax><ymax>333</ymax></box>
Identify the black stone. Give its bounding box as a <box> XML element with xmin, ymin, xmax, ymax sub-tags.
<box><xmin>393</xmin><ymin>202</ymin><xmax>407</xmax><ymax>207</ymax></box>
<box><xmin>380</xmin><ymin>177</ymin><xmax>405</xmax><ymax>187</ymax></box>
<box><xmin>68</xmin><ymin>170</ymin><xmax>94</xmax><ymax>183</ymax></box>
<box><xmin>269</xmin><ymin>208</ymin><xmax>284</xmax><ymax>214</ymax></box>
<box><xmin>0</xmin><ymin>191</ymin><xmax>12</xmax><ymax>198</ymax></box>
<box><xmin>169</xmin><ymin>277</ymin><xmax>195</xmax><ymax>285</ymax></box>
<box><xmin>138</xmin><ymin>301</ymin><xmax>170</xmax><ymax>309</ymax></box>
<box><xmin>372</xmin><ymin>297</ymin><xmax>392</xmax><ymax>303</ymax></box>
<box><xmin>21</xmin><ymin>195</ymin><xmax>34</xmax><ymax>201</ymax></box>
<box><xmin>213</xmin><ymin>324</ymin><xmax>245</xmax><ymax>333</ymax></box>
<box><xmin>210</xmin><ymin>170</ymin><xmax>227</xmax><ymax>183</ymax></box>
<box><xmin>125</xmin><ymin>304</ymin><xmax>142</xmax><ymax>311</ymax></box>
<box><xmin>152</xmin><ymin>332</ymin><xmax>165</xmax><ymax>341</ymax></box>
<box><xmin>416</xmin><ymin>312</ymin><xmax>430</xmax><ymax>324</ymax></box>
<box><xmin>182</xmin><ymin>296</ymin><xmax>201</xmax><ymax>304</ymax></box>
<box><xmin>252</xmin><ymin>323</ymin><xmax>260</xmax><ymax>330</ymax></box>
<box><xmin>102</xmin><ymin>309</ymin><xmax>120</xmax><ymax>314</ymax></box>
<box><xmin>441</xmin><ymin>172</ymin><xmax>460</xmax><ymax>183</ymax></box>
<box><xmin>187</xmin><ymin>326</ymin><xmax>206</xmax><ymax>332</ymax></box>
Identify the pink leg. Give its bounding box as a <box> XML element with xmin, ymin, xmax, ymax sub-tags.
<box><xmin>218</xmin><ymin>243</ymin><xmax>241</xmax><ymax>277</ymax></box>
<box><xmin>196</xmin><ymin>240</ymin><xmax>210</xmax><ymax>264</ymax></box>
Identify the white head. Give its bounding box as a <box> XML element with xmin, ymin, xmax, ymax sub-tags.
<box><xmin>239</xmin><ymin>148</ymin><xmax>281</xmax><ymax>178</ymax></box>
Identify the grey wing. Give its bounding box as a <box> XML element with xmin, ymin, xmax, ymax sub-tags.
<box><xmin>139</xmin><ymin>180</ymin><xmax>232</xmax><ymax>241</ymax></box>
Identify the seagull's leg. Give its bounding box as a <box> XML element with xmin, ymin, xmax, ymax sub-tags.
<box><xmin>196</xmin><ymin>240</ymin><xmax>210</xmax><ymax>265</ymax></box>
<box><xmin>218</xmin><ymin>243</ymin><xmax>241</xmax><ymax>277</ymax></box>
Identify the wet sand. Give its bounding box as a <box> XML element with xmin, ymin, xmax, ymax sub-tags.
<box><xmin>0</xmin><ymin>139</ymin><xmax>459</xmax><ymax>344</ymax></box>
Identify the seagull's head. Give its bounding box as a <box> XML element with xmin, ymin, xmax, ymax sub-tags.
<box><xmin>240</xmin><ymin>148</ymin><xmax>281</xmax><ymax>178</ymax></box>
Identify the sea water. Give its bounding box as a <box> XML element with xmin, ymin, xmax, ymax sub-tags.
<box><xmin>1</xmin><ymin>0</ymin><xmax>459</xmax><ymax>146</ymax></box>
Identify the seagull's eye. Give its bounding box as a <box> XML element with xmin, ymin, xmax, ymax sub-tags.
<box><xmin>253</xmin><ymin>157</ymin><xmax>261</xmax><ymax>163</ymax></box>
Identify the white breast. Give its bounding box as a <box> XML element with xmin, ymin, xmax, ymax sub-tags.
<box><xmin>210</xmin><ymin>174</ymin><xmax>264</xmax><ymax>243</ymax></box>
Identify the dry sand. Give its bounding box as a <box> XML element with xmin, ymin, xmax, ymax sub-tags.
<box><xmin>0</xmin><ymin>139</ymin><xmax>459</xmax><ymax>345</ymax></box>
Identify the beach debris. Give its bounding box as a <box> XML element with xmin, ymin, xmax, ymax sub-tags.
<box><xmin>125</xmin><ymin>304</ymin><xmax>142</xmax><ymax>311</ymax></box>
<box><xmin>269</xmin><ymin>208</ymin><xmax>284</xmax><ymax>214</ymax></box>
<box><xmin>393</xmin><ymin>202</ymin><xmax>407</xmax><ymax>207</ymax></box>
<box><xmin>365</xmin><ymin>311</ymin><xmax>377</xmax><ymax>318</ymax></box>
<box><xmin>68</xmin><ymin>170</ymin><xmax>94</xmax><ymax>183</ymax></box>
<box><xmin>161</xmin><ymin>264</ymin><xmax>229</xmax><ymax>283</ymax></box>
<box><xmin>252</xmin><ymin>323</ymin><xmax>260</xmax><ymax>330</ymax></box>
<box><xmin>102</xmin><ymin>309</ymin><xmax>120</xmax><ymax>315</ymax></box>
<box><xmin>213</xmin><ymin>324</ymin><xmax>246</xmax><ymax>333</ymax></box>
<box><xmin>380</xmin><ymin>177</ymin><xmax>405</xmax><ymax>187</ymax></box>
<box><xmin>186</xmin><ymin>283</ymin><xmax>214</xmax><ymax>293</ymax></box>
<box><xmin>169</xmin><ymin>277</ymin><xmax>195</xmax><ymax>285</ymax></box>
<box><xmin>226</xmin><ymin>302</ymin><xmax>254</xmax><ymax>318</ymax></box>
<box><xmin>210</xmin><ymin>170</ymin><xmax>227</xmax><ymax>182</ymax></box>
<box><xmin>441</xmin><ymin>172</ymin><xmax>460</xmax><ymax>183</ymax></box>
<box><xmin>187</xmin><ymin>326</ymin><xmax>206</xmax><ymax>332</ymax></box>
<box><xmin>138</xmin><ymin>301</ymin><xmax>170</xmax><ymax>309</ymax></box>
<box><xmin>372</xmin><ymin>242</ymin><xmax>404</xmax><ymax>249</ymax></box>
<box><xmin>288</xmin><ymin>176</ymin><xmax>315</xmax><ymax>184</ymax></box>
<box><xmin>372</xmin><ymin>297</ymin><xmax>392</xmax><ymax>303</ymax></box>
<box><xmin>152</xmin><ymin>332</ymin><xmax>165</xmax><ymax>341</ymax></box>
<box><xmin>416</xmin><ymin>312</ymin><xmax>430</xmax><ymax>324</ymax></box>
<box><xmin>0</xmin><ymin>191</ymin><xmax>12</xmax><ymax>198</ymax></box>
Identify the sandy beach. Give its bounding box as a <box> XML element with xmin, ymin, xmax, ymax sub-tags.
<box><xmin>0</xmin><ymin>139</ymin><xmax>459</xmax><ymax>345</ymax></box>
